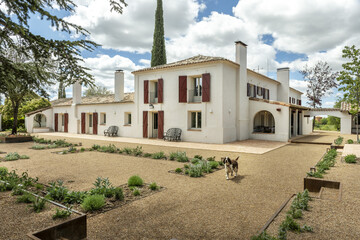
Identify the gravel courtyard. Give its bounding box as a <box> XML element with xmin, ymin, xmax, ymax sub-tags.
<box><xmin>0</xmin><ymin>136</ymin><xmax>327</xmax><ymax>239</ymax></box>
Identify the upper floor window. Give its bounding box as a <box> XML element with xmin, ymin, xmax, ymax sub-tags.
<box><xmin>194</xmin><ymin>77</ymin><xmax>202</xmax><ymax>97</ymax></box>
<box><xmin>89</xmin><ymin>114</ymin><xmax>93</xmax><ymax>127</ymax></box>
<box><xmin>189</xmin><ymin>77</ymin><xmax>202</xmax><ymax>103</ymax></box>
<box><xmin>150</xmin><ymin>81</ymin><xmax>158</xmax><ymax>104</ymax></box>
<box><xmin>61</xmin><ymin>114</ymin><xmax>65</xmax><ymax>126</ymax></box>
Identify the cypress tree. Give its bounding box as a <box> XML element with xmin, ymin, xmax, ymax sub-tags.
<box><xmin>151</xmin><ymin>0</ymin><xmax>167</xmax><ymax>67</ymax></box>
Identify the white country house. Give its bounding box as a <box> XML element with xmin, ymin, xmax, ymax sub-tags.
<box><xmin>25</xmin><ymin>41</ymin><xmax>350</xmax><ymax>144</ymax></box>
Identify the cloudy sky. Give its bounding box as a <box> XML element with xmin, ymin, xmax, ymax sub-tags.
<box><xmin>26</xmin><ymin>0</ymin><xmax>360</xmax><ymax>107</ymax></box>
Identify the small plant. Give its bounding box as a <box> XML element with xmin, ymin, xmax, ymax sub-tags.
<box><xmin>17</xmin><ymin>193</ymin><xmax>35</xmax><ymax>203</ymax></box>
<box><xmin>143</xmin><ymin>153</ymin><xmax>152</xmax><ymax>158</ymax></box>
<box><xmin>64</xmin><ymin>191</ymin><xmax>88</xmax><ymax>204</ymax></box>
<box><xmin>334</xmin><ymin>136</ymin><xmax>344</xmax><ymax>145</ymax></box>
<box><xmin>46</xmin><ymin>180</ymin><xmax>69</xmax><ymax>202</ymax></box>
<box><xmin>175</xmin><ymin>168</ymin><xmax>182</xmax><ymax>173</ymax></box>
<box><xmin>92</xmin><ymin>144</ymin><xmax>101</xmax><ymax>150</ymax></box>
<box><xmin>184</xmin><ymin>170</ymin><xmax>189</xmax><ymax>175</ymax></box>
<box><xmin>132</xmin><ymin>146</ymin><xmax>143</xmax><ymax>156</ymax></box>
<box><xmin>20</xmin><ymin>155</ymin><xmax>30</xmax><ymax>159</ymax></box>
<box><xmin>12</xmin><ymin>187</ymin><xmax>24</xmax><ymax>196</ymax></box>
<box><xmin>128</xmin><ymin>175</ymin><xmax>144</xmax><ymax>187</ymax></box>
<box><xmin>307</xmin><ymin>171</ymin><xmax>323</xmax><ymax>178</ymax></box>
<box><xmin>152</xmin><ymin>151</ymin><xmax>166</xmax><ymax>159</ymax></box>
<box><xmin>53</xmin><ymin>208</ymin><xmax>72</xmax><ymax>219</ymax></box>
<box><xmin>0</xmin><ymin>167</ymin><xmax>8</xmax><ymax>176</ymax></box>
<box><xmin>32</xmin><ymin>197</ymin><xmax>46</xmax><ymax>213</ymax></box>
<box><xmin>123</xmin><ymin>147</ymin><xmax>133</xmax><ymax>154</ymax></box>
<box><xmin>80</xmin><ymin>147</ymin><xmax>86</xmax><ymax>152</ymax></box>
<box><xmin>345</xmin><ymin>154</ymin><xmax>357</xmax><ymax>163</ymax></box>
<box><xmin>188</xmin><ymin>164</ymin><xmax>203</xmax><ymax>178</ymax></box>
<box><xmin>191</xmin><ymin>158</ymin><xmax>200</xmax><ymax>164</ymax></box>
<box><xmin>4</xmin><ymin>152</ymin><xmax>21</xmax><ymax>161</ymax></box>
<box><xmin>194</xmin><ymin>155</ymin><xmax>203</xmax><ymax>160</ymax></box>
<box><xmin>209</xmin><ymin>161</ymin><xmax>219</xmax><ymax>169</ymax></box>
<box><xmin>31</xmin><ymin>144</ymin><xmax>46</xmax><ymax>150</ymax></box>
<box><xmin>251</xmin><ymin>231</ymin><xmax>278</xmax><ymax>240</ymax></box>
<box><xmin>149</xmin><ymin>182</ymin><xmax>158</xmax><ymax>191</ymax></box>
<box><xmin>347</xmin><ymin>139</ymin><xmax>354</xmax><ymax>144</ymax></box>
<box><xmin>133</xmin><ymin>189</ymin><xmax>140</xmax><ymax>196</ymax></box>
<box><xmin>114</xmin><ymin>187</ymin><xmax>124</xmax><ymax>200</ymax></box>
<box><xmin>90</xmin><ymin>177</ymin><xmax>115</xmax><ymax>198</ymax></box>
<box><xmin>81</xmin><ymin>194</ymin><xmax>106</xmax><ymax>212</ymax></box>
<box><xmin>218</xmin><ymin>160</ymin><xmax>224</xmax><ymax>166</ymax></box>
<box><xmin>184</xmin><ymin>164</ymin><xmax>189</xmax><ymax>169</ymax></box>
<box><xmin>206</xmin><ymin>156</ymin><xmax>216</xmax><ymax>161</ymax></box>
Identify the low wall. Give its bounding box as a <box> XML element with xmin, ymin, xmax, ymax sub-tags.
<box><xmin>27</xmin><ymin>215</ymin><xmax>86</xmax><ymax>240</ymax></box>
<box><xmin>304</xmin><ymin>177</ymin><xmax>340</xmax><ymax>192</ymax></box>
<box><xmin>33</xmin><ymin>127</ymin><xmax>51</xmax><ymax>133</ymax></box>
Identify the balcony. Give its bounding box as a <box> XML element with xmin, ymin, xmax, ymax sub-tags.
<box><xmin>188</xmin><ymin>90</ymin><xmax>202</xmax><ymax>103</ymax></box>
<box><xmin>149</xmin><ymin>92</ymin><xmax>158</xmax><ymax>104</ymax></box>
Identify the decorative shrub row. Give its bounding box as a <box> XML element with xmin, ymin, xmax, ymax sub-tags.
<box><xmin>307</xmin><ymin>149</ymin><xmax>337</xmax><ymax>178</ymax></box>
<box><xmin>251</xmin><ymin>190</ymin><xmax>312</xmax><ymax>240</ymax></box>
<box><xmin>174</xmin><ymin>158</ymin><xmax>223</xmax><ymax>178</ymax></box>
<box><xmin>344</xmin><ymin>154</ymin><xmax>357</xmax><ymax>164</ymax></box>
<box><xmin>32</xmin><ymin>137</ymin><xmax>77</xmax><ymax>148</ymax></box>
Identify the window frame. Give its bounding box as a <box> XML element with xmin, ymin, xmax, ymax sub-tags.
<box><xmin>100</xmin><ymin>113</ymin><xmax>106</xmax><ymax>125</ymax></box>
<box><xmin>124</xmin><ymin>112</ymin><xmax>132</xmax><ymax>126</ymax></box>
<box><xmin>189</xmin><ymin>111</ymin><xmax>202</xmax><ymax>129</ymax></box>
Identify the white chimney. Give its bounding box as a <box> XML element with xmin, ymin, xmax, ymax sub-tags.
<box><xmin>276</xmin><ymin>68</ymin><xmax>290</xmax><ymax>103</ymax></box>
<box><xmin>114</xmin><ymin>70</ymin><xmax>125</xmax><ymax>102</ymax></box>
<box><xmin>72</xmin><ymin>81</ymin><xmax>82</xmax><ymax>104</ymax></box>
<box><xmin>235</xmin><ymin>41</ymin><xmax>250</xmax><ymax>141</ymax></box>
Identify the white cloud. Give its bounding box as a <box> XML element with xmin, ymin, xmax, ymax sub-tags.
<box><xmin>65</xmin><ymin>0</ymin><xmax>205</xmax><ymax>53</ymax></box>
<box><xmin>290</xmin><ymin>79</ymin><xmax>307</xmax><ymax>93</ymax></box>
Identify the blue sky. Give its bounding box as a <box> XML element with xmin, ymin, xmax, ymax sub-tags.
<box><xmin>10</xmin><ymin>0</ymin><xmax>360</xmax><ymax>107</ymax></box>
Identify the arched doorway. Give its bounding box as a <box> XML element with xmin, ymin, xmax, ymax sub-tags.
<box><xmin>253</xmin><ymin>111</ymin><xmax>275</xmax><ymax>133</ymax></box>
<box><xmin>33</xmin><ymin>114</ymin><xmax>47</xmax><ymax>128</ymax></box>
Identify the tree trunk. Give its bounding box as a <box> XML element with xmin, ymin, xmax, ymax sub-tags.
<box><xmin>12</xmin><ymin>102</ymin><xmax>19</xmax><ymax>135</ymax></box>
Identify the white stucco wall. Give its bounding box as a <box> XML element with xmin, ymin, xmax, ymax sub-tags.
<box><xmin>247</xmin><ymin>71</ymin><xmax>279</xmax><ymax>101</ymax></box>
<box><xmin>289</xmin><ymin>89</ymin><xmax>302</xmax><ymax>104</ymax></box>
<box><xmin>26</xmin><ymin>109</ymin><xmax>53</xmax><ymax>133</ymax></box>
<box><xmin>249</xmin><ymin>100</ymin><xmax>290</xmax><ymax>142</ymax></box>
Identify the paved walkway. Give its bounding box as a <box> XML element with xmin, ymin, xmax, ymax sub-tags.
<box><xmin>35</xmin><ymin>132</ymin><xmax>288</xmax><ymax>154</ymax></box>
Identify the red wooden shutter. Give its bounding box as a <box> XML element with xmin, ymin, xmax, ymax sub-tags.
<box><xmin>143</xmin><ymin>111</ymin><xmax>148</xmax><ymax>138</ymax></box>
<box><xmin>202</xmin><ymin>73</ymin><xmax>210</xmax><ymax>102</ymax></box>
<box><xmin>299</xmin><ymin>100</ymin><xmax>302</xmax><ymax>105</ymax></box>
<box><xmin>64</xmin><ymin>113</ymin><xmax>69</xmax><ymax>133</ymax></box>
<box><xmin>158</xmin><ymin>111</ymin><xmax>164</xmax><ymax>139</ymax></box>
<box><xmin>253</xmin><ymin>85</ymin><xmax>257</xmax><ymax>97</ymax></box>
<box><xmin>247</xmin><ymin>83</ymin><xmax>251</xmax><ymax>97</ymax></box>
<box><xmin>93</xmin><ymin>112</ymin><xmax>98</xmax><ymax>135</ymax></box>
<box><xmin>144</xmin><ymin>80</ymin><xmax>149</xmax><ymax>104</ymax></box>
<box><xmin>289</xmin><ymin>97</ymin><xmax>291</xmax><ymax>103</ymax></box>
<box><xmin>179</xmin><ymin>76</ymin><xmax>187</xmax><ymax>103</ymax></box>
<box><xmin>54</xmin><ymin>113</ymin><xmax>58</xmax><ymax>132</ymax></box>
<box><xmin>158</xmin><ymin>78</ymin><xmax>163</xmax><ymax>103</ymax></box>
<box><xmin>81</xmin><ymin>113</ymin><xmax>86</xmax><ymax>134</ymax></box>
<box><xmin>262</xmin><ymin>88</ymin><xmax>265</xmax><ymax>98</ymax></box>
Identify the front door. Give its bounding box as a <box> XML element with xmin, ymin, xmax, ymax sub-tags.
<box><xmin>88</xmin><ymin>114</ymin><xmax>93</xmax><ymax>134</ymax></box>
<box><xmin>152</xmin><ymin>113</ymin><xmax>158</xmax><ymax>138</ymax></box>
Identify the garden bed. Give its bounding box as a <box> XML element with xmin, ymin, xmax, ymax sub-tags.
<box><xmin>31</xmin><ymin>137</ymin><xmax>80</xmax><ymax>150</ymax></box>
<box><xmin>169</xmin><ymin>162</ymin><xmax>224</xmax><ymax>177</ymax></box>
<box><xmin>0</xmin><ymin>134</ymin><xmax>33</xmax><ymax>143</ymax></box>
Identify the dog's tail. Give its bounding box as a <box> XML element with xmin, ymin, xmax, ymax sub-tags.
<box><xmin>233</xmin><ymin>156</ymin><xmax>239</xmax><ymax>162</ymax></box>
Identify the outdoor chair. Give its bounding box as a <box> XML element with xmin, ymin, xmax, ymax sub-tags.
<box><xmin>163</xmin><ymin>128</ymin><xmax>182</xmax><ymax>141</ymax></box>
<box><xmin>104</xmin><ymin>126</ymin><xmax>119</xmax><ymax>137</ymax></box>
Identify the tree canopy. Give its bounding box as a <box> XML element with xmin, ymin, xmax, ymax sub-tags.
<box><xmin>84</xmin><ymin>85</ymin><xmax>113</xmax><ymax>97</ymax></box>
<box><xmin>151</xmin><ymin>0</ymin><xmax>167</xmax><ymax>67</ymax></box>
<box><xmin>300</xmin><ymin>61</ymin><xmax>338</xmax><ymax>108</ymax></box>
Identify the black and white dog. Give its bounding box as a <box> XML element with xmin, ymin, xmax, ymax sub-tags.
<box><xmin>222</xmin><ymin>156</ymin><xmax>239</xmax><ymax>180</ymax></box>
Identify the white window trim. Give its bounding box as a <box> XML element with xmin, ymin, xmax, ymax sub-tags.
<box><xmin>124</xmin><ymin>112</ymin><xmax>132</xmax><ymax>126</ymax></box>
<box><xmin>189</xmin><ymin>111</ymin><xmax>202</xmax><ymax>130</ymax></box>
<box><xmin>100</xmin><ymin>112</ymin><xmax>106</xmax><ymax>125</ymax></box>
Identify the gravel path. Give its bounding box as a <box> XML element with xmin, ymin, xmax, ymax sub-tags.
<box><xmin>0</xmin><ymin>137</ymin><xmax>327</xmax><ymax>239</ymax></box>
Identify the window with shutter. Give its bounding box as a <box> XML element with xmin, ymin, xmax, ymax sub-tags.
<box><xmin>81</xmin><ymin>113</ymin><xmax>86</xmax><ymax>134</ymax></box>
<box><xmin>266</xmin><ymin>89</ymin><xmax>270</xmax><ymax>100</ymax></box>
<box><xmin>93</xmin><ymin>112</ymin><xmax>98</xmax><ymax>135</ymax></box>
<box><xmin>143</xmin><ymin>111</ymin><xmax>148</xmax><ymax>138</ymax></box>
<box><xmin>158</xmin><ymin>111</ymin><xmax>164</xmax><ymax>139</ymax></box>
<box><xmin>64</xmin><ymin>113</ymin><xmax>69</xmax><ymax>132</ymax></box>
<box><xmin>54</xmin><ymin>113</ymin><xmax>58</xmax><ymax>132</ymax></box>
<box><xmin>247</xmin><ymin>83</ymin><xmax>251</xmax><ymax>97</ymax></box>
<box><xmin>202</xmin><ymin>73</ymin><xmax>210</xmax><ymax>102</ymax></box>
<box><xmin>158</xmin><ymin>78</ymin><xmax>163</xmax><ymax>103</ymax></box>
<box><xmin>253</xmin><ymin>85</ymin><xmax>257</xmax><ymax>97</ymax></box>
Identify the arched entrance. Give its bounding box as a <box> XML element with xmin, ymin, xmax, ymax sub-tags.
<box><xmin>253</xmin><ymin>110</ymin><xmax>275</xmax><ymax>133</ymax></box>
<box><xmin>33</xmin><ymin>113</ymin><xmax>47</xmax><ymax>128</ymax></box>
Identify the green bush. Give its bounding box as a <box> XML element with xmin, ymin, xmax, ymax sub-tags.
<box><xmin>81</xmin><ymin>194</ymin><xmax>106</xmax><ymax>212</ymax></box>
<box><xmin>209</xmin><ymin>161</ymin><xmax>219</xmax><ymax>169</ymax></box>
<box><xmin>128</xmin><ymin>175</ymin><xmax>144</xmax><ymax>187</ymax></box>
<box><xmin>53</xmin><ymin>208</ymin><xmax>72</xmax><ymax>219</ymax></box>
<box><xmin>251</xmin><ymin>231</ymin><xmax>278</xmax><ymax>240</ymax></box>
<box><xmin>149</xmin><ymin>182</ymin><xmax>158</xmax><ymax>191</ymax></box>
<box><xmin>206</xmin><ymin>156</ymin><xmax>216</xmax><ymax>161</ymax></box>
<box><xmin>4</xmin><ymin>152</ymin><xmax>21</xmax><ymax>161</ymax></box>
<box><xmin>99</xmin><ymin>144</ymin><xmax>117</xmax><ymax>153</ymax></box>
<box><xmin>152</xmin><ymin>151</ymin><xmax>166</xmax><ymax>159</ymax></box>
<box><xmin>80</xmin><ymin>147</ymin><xmax>85</xmax><ymax>152</ymax></box>
<box><xmin>31</xmin><ymin>144</ymin><xmax>46</xmax><ymax>150</ymax></box>
<box><xmin>64</xmin><ymin>191</ymin><xmax>88</xmax><ymax>204</ymax></box>
<box><xmin>133</xmin><ymin>189</ymin><xmax>140</xmax><ymax>196</ymax></box>
<box><xmin>20</xmin><ymin>155</ymin><xmax>29</xmax><ymax>159</ymax></box>
<box><xmin>218</xmin><ymin>160</ymin><xmax>224</xmax><ymax>166</ymax></box>
<box><xmin>114</xmin><ymin>187</ymin><xmax>124</xmax><ymax>200</ymax></box>
<box><xmin>132</xmin><ymin>146</ymin><xmax>143</xmax><ymax>156</ymax></box>
<box><xmin>123</xmin><ymin>147</ymin><xmax>132</xmax><ymax>154</ymax></box>
<box><xmin>92</xmin><ymin>144</ymin><xmax>101</xmax><ymax>150</ymax></box>
<box><xmin>90</xmin><ymin>177</ymin><xmax>115</xmax><ymax>198</ymax></box>
<box><xmin>345</xmin><ymin>154</ymin><xmax>357</xmax><ymax>163</ymax></box>
<box><xmin>32</xmin><ymin>197</ymin><xmax>46</xmax><ymax>213</ymax></box>
<box><xmin>12</xmin><ymin>187</ymin><xmax>24</xmax><ymax>196</ymax></box>
<box><xmin>175</xmin><ymin>168</ymin><xmax>182</xmax><ymax>173</ymax></box>
<box><xmin>306</xmin><ymin>171</ymin><xmax>323</xmax><ymax>178</ymax></box>
<box><xmin>334</xmin><ymin>136</ymin><xmax>344</xmax><ymax>145</ymax></box>
<box><xmin>347</xmin><ymin>139</ymin><xmax>354</xmax><ymax>144</ymax></box>
<box><xmin>194</xmin><ymin>155</ymin><xmax>203</xmax><ymax>160</ymax></box>
<box><xmin>35</xmin><ymin>183</ymin><xmax>44</xmax><ymax>190</ymax></box>
<box><xmin>17</xmin><ymin>193</ymin><xmax>35</xmax><ymax>203</ymax></box>
<box><xmin>169</xmin><ymin>152</ymin><xmax>177</xmax><ymax>160</ymax></box>
<box><xmin>184</xmin><ymin>164</ymin><xmax>189</xmax><ymax>169</ymax></box>
<box><xmin>0</xmin><ymin>167</ymin><xmax>8</xmax><ymax>176</ymax></box>
<box><xmin>46</xmin><ymin>180</ymin><xmax>69</xmax><ymax>202</ymax></box>
<box><xmin>184</xmin><ymin>170</ymin><xmax>189</xmax><ymax>175</ymax></box>
<box><xmin>188</xmin><ymin>164</ymin><xmax>203</xmax><ymax>178</ymax></box>
<box><xmin>191</xmin><ymin>158</ymin><xmax>200</xmax><ymax>164</ymax></box>
<box><xmin>143</xmin><ymin>153</ymin><xmax>152</xmax><ymax>158</ymax></box>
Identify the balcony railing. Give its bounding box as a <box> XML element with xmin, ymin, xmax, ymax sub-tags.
<box><xmin>188</xmin><ymin>90</ymin><xmax>202</xmax><ymax>103</ymax></box>
<box><xmin>149</xmin><ymin>92</ymin><xmax>158</xmax><ymax>104</ymax></box>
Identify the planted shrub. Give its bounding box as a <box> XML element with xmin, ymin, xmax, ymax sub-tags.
<box><xmin>53</xmin><ymin>208</ymin><xmax>72</xmax><ymax>220</ymax></box>
<box><xmin>184</xmin><ymin>164</ymin><xmax>189</xmax><ymax>169</ymax></box>
<box><xmin>64</xmin><ymin>191</ymin><xmax>88</xmax><ymax>204</ymax></box>
<box><xmin>123</xmin><ymin>147</ymin><xmax>132</xmax><ymax>155</ymax></box>
<box><xmin>12</xmin><ymin>187</ymin><xmax>24</xmax><ymax>196</ymax></box>
<box><xmin>19</xmin><ymin>155</ymin><xmax>30</xmax><ymax>159</ymax></box>
<box><xmin>81</xmin><ymin>194</ymin><xmax>106</xmax><ymax>212</ymax></box>
<box><xmin>46</xmin><ymin>180</ymin><xmax>69</xmax><ymax>202</ymax></box>
<box><xmin>218</xmin><ymin>160</ymin><xmax>224</xmax><ymax>166</ymax></box>
<box><xmin>4</xmin><ymin>152</ymin><xmax>21</xmax><ymax>161</ymax></box>
<box><xmin>194</xmin><ymin>155</ymin><xmax>203</xmax><ymax>160</ymax></box>
<box><xmin>133</xmin><ymin>189</ymin><xmax>140</xmax><ymax>196</ymax></box>
<box><xmin>17</xmin><ymin>193</ymin><xmax>35</xmax><ymax>203</ymax></box>
<box><xmin>92</xmin><ymin>144</ymin><xmax>101</xmax><ymax>150</ymax></box>
<box><xmin>184</xmin><ymin>170</ymin><xmax>189</xmax><ymax>175</ymax></box>
<box><xmin>143</xmin><ymin>153</ymin><xmax>152</xmax><ymax>158</ymax></box>
<box><xmin>80</xmin><ymin>148</ymin><xmax>85</xmax><ymax>152</ymax></box>
<box><xmin>169</xmin><ymin>152</ymin><xmax>177</xmax><ymax>160</ymax></box>
<box><xmin>307</xmin><ymin>149</ymin><xmax>337</xmax><ymax>178</ymax></box>
<box><xmin>152</xmin><ymin>151</ymin><xmax>166</xmax><ymax>159</ymax></box>
<box><xmin>334</xmin><ymin>136</ymin><xmax>344</xmax><ymax>145</ymax></box>
<box><xmin>114</xmin><ymin>187</ymin><xmax>124</xmax><ymax>200</ymax></box>
<box><xmin>31</xmin><ymin>145</ymin><xmax>46</xmax><ymax>150</ymax></box>
<box><xmin>188</xmin><ymin>164</ymin><xmax>203</xmax><ymax>178</ymax></box>
<box><xmin>345</xmin><ymin>154</ymin><xmax>357</xmax><ymax>163</ymax></box>
<box><xmin>207</xmin><ymin>156</ymin><xmax>216</xmax><ymax>161</ymax></box>
<box><xmin>209</xmin><ymin>161</ymin><xmax>219</xmax><ymax>169</ymax></box>
<box><xmin>90</xmin><ymin>177</ymin><xmax>115</xmax><ymax>198</ymax></box>
<box><xmin>347</xmin><ymin>139</ymin><xmax>354</xmax><ymax>144</ymax></box>
<box><xmin>133</xmin><ymin>146</ymin><xmax>143</xmax><ymax>156</ymax></box>
<box><xmin>0</xmin><ymin>167</ymin><xmax>8</xmax><ymax>176</ymax></box>
<box><xmin>175</xmin><ymin>168</ymin><xmax>182</xmax><ymax>173</ymax></box>
<box><xmin>128</xmin><ymin>175</ymin><xmax>144</xmax><ymax>187</ymax></box>
<box><xmin>191</xmin><ymin>158</ymin><xmax>200</xmax><ymax>164</ymax></box>
<box><xmin>32</xmin><ymin>197</ymin><xmax>46</xmax><ymax>213</ymax></box>
<box><xmin>99</xmin><ymin>144</ymin><xmax>117</xmax><ymax>153</ymax></box>
<box><xmin>251</xmin><ymin>231</ymin><xmax>278</xmax><ymax>240</ymax></box>
<box><xmin>149</xmin><ymin>182</ymin><xmax>158</xmax><ymax>191</ymax></box>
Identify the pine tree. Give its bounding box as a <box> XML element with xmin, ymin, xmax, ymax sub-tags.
<box><xmin>151</xmin><ymin>0</ymin><xmax>167</xmax><ymax>67</ymax></box>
